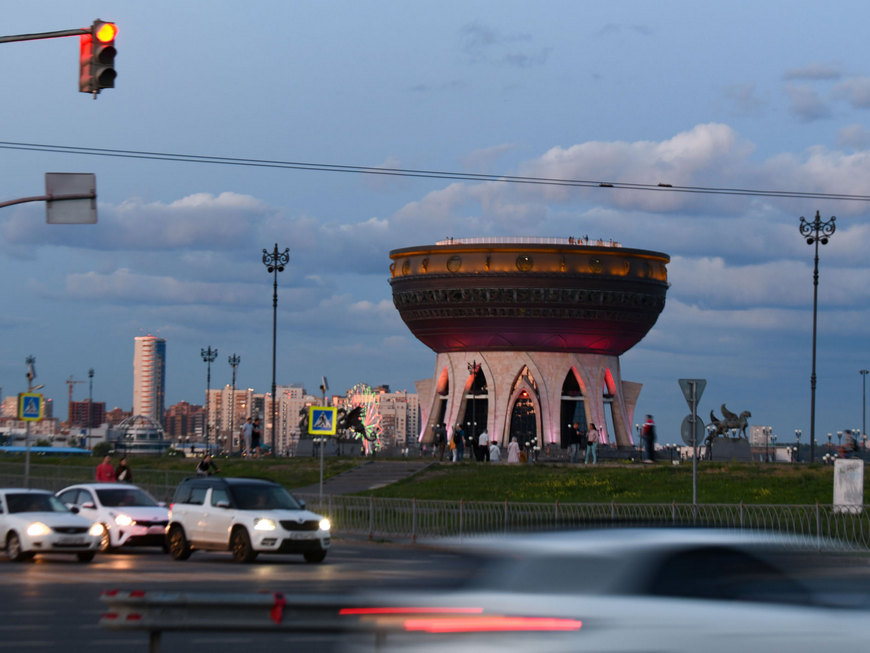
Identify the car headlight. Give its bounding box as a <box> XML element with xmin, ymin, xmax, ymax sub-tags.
<box><xmin>26</xmin><ymin>522</ymin><xmax>51</xmax><ymax>537</ymax></box>
<box><xmin>319</xmin><ymin>518</ymin><xmax>331</xmax><ymax>532</ymax></box>
<box><xmin>114</xmin><ymin>513</ymin><xmax>133</xmax><ymax>527</ymax></box>
<box><xmin>253</xmin><ymin>518</ymin><xmax>277</xmax><ymax>531</ymax></box>
<box><xmin>89</xmin><ymin>522</ymin><xmax>106</xmax><ymax>537</ymax></box>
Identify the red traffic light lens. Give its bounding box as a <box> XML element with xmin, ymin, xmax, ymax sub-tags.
<box><xmin>95</xmin><ymin>22</ymin><xmax>117</xmax><ymax>43</ymax></box>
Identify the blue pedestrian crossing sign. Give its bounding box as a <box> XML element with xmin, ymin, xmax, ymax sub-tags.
<box><xmin>18</xmin><ymin>393</ymin><xmax>44</xmax><ymax>422</ymax></box>
<box><xmin>308</xmin><ymin>406</ymin><xmax>337</xmax><ymax>435</ymax></box>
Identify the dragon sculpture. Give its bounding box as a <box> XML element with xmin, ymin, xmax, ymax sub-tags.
<box><xmin>708</xmin><ymin>404</ymin><xmax>751</xmax><ymax>439</ymax></box>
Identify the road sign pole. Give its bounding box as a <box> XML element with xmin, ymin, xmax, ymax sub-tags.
<box><xmin>692</xmin><ymin>381</ymin><xmax>698</xmax><ymax>506</ymax></box>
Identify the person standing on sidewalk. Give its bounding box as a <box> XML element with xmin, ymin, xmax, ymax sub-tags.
<box><xmin>585</xmin><ymin>423</ymin><xmax>599</xmax><ymax>464</ymax></box>
<box><xmin>642</xmin><ymin>414</ymin><xmax>657</xmax><ymax>463</ymax></box>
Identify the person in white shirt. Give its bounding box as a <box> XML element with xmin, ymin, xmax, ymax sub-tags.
<box><xmin>479</xmin><ymin>430</ymin><xmax>490</xmax><ymax>462</ymax></box>
<box><xmin>489</xmin><ymin>440</ymin><xmax>501</xmax><ymax>462</ymax></box>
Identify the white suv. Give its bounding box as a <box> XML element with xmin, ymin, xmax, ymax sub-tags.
<box><xmin>166</xmin><ymin>476</ymin><xmax>331</xmax><ymax>563</ymax></box>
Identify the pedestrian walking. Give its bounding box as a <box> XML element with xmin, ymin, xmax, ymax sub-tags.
<box><xmin>242</xmin><ymin>417</ymin><xmax>253</xmax><ymax>456</ymax></box>
<box><xmin>507</xmin><ymin>437</ymin><xmax>520</xmax><ymax>463</ymax></box>
<box><xmin>479</xmin><ymin>429</ymin><xmax>490</xmax><ymax>462</ymax></box>
<box><xmin>251</xmin><ymin>417</ymin><xmax>262</xmax><ymax>457</ymax></box>
<box><xmin>195</xmin><ymin>454</ymin><xmax>221</xmax><ymax>476</ymax></box>
<box><xmin>569</xmin><ymin>422</ymin><xmax>582</xmax><ymax>462</ymax></box>
<box><xmin>489</xmin><ymin>440</ymin><xmax>501</xmax><ymax>462</ymax></box>
<box><xmin>452</xmin><ymin>424</ymin><xmax>465</xmax><ymax>462</ymax></box>
<box><xmin>115</xmin><ymin>457</ymin><xmax>133</xmax><ymax>482</ymax></box>
<box><xmin>95</xmin><ymin>455</ymin><xmax>115</xmax><ymax>482</ymax></box>
<box><xmin>585</xmin><ymin>423</ymin><xmax>599</xmax><ymax>464</ymax></box>
<box><xmin>642</xmin><ymin>414</ymin><xmax>657</xmax><ymax>462</ymax></box>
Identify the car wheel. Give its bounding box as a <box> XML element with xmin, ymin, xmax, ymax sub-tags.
<box><xmin>76</xmin><ymin>551</ymin><xmax>96</xmax><ymax>563</ymax></box>
<box><xmin>230</xmin><ymin>528</ymin><xmax>257</xmax><ymax>563</ymax></box>
<box><xmin>99</xmin><ymin>525</ymin><xmax>113</xmax><ymax>553</ymax></box>
<box><xmin>6</xmin><ymin>532</ymin><xmax>26</xmax><ymax>562</ymax></box>
<box><xmin>303</xmin><ymin>549</ymin><xmax>327</xmax><ymax>564</ymax></box>
<box><xmin>167</xmin><ymin>525</ymin><xmax>192</xmax><ymax>561</ymax></box>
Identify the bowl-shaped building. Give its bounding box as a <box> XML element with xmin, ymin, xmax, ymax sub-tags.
<box><xmin>389</xmin><ymin>238</ymin><xmax>670</xmax><ymax>450</ymax></box>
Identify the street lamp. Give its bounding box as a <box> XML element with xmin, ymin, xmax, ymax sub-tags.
<box><xmin>799</xmin><ymin>210</ymin><xmax>836</xmax><ymax>463</ymax></box>
<box><xmin>263</xmin><ymin>243</ymin><xmax>289</xmax><ymax>456</ymax></box>
<box><xmin>87</xmin><ymin>368</ymin><xmax>94</xmax><ymax>449</ymax></box>
<box><xmin>771</xmin><ymin>434</ymin><xmax>777</xmax><ymax>462</ymax></box>
<box><xmin>467</xmin><ymin>359</ymin><xmax>478</xmax><ymax>459</ymax></box>
<box><xmin>794</xmin><ymin>429</ymin><xmax>801</xmax><ymax>462</ymax></box>
<box><xmin>861</xmin><ymin>370</ymin><xmax>869</xmax><ymax>447</ymax></box>
<box><xmin>228</xmin><ymin>354</ymin><xmax>240</xmax><ymax>454</ymax></box>
<box><xmin>201</xmin><ymin>346</ymin><xmax>217</xmax><ymax>452</ymax></box>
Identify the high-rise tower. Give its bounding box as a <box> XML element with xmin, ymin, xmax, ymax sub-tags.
<box><xmin>133</xmin><ymin>334</ymin><xmax>166</xmax><ymax>425</ymax></box>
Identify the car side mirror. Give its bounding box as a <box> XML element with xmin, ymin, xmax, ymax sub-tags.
<box><xmin>68</xmin><ymin>505</ymin><xmax>80</xmax><ymax>514</ymax></box>
<box><xmin>298</xmin><ymin>500</ymin><xmax>306</xmax><ymax>509</ymax></box>
<box><xmin>216</xmin><ymin>500</ymin><xmax>231</xmax><ymax>509</ymax></box>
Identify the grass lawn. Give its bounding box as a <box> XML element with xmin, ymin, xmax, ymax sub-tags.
<box><xmin>9</xmin><ymin>455</ymin><xmax>862</xmax><ymax>505</ymax></box>
<box><xmin>362</xmin><ymin>461</ymin><xmax>845</xmax><ymax>504</ymax></box>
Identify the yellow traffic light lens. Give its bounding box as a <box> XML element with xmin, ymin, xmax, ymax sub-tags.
<box><xmin>95</xmin><ymin>22</ymin><xmax>117</xmax><ymax>43</ymax></box>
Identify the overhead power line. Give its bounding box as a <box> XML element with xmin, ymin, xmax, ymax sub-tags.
<box><xmin>2</xmin><ymin>140</ymin><xmax>870</xmax><ymax>202</ymax></box>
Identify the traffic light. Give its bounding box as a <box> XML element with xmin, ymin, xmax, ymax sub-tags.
<box><xmin>79</xmin><ymin>19</ymin><xmax>117</xmax><ymax>95</ymax></box>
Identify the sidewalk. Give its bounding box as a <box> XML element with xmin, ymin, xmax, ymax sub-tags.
<box><xmin>292</xmin><ymin>459</ymin><xmax>432</xmax><ymax>495</ymax></box>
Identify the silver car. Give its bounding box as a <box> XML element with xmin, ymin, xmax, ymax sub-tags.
<box><xmin>337</xmin><ymin>528</ymin><xmax>870</xmax><ymax>652</ymax></box>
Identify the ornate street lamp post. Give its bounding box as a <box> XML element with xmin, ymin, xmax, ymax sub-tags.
<box><xmin>228</xmin><ymin>354</ymin><xmax>240</xmax><ymax>454</ymax></box>
<box><xmin>201</xmin><ymin>346</ymin><xmax>217</xmax><ymax>453</ymax></box>
<box><xmin>263</xmin><ymin>243</ymin><xmax>289</xmax><ymax>456</ymax></box>
<box><xmin>861</xmin><ymin>370</ymin><xmax>869</xmax><ymax>448</ymax></box>
<box><xmin>799</xmin><ymin>210</ymin><xmax>835</xmax><ymax>463</ymax></box>
<box><xmin>87</xmin><ymin>368</ymin><xmax>94</xmax><ymax>449</ymax></box>
<box><xmin>467</xmin><ymin>359</ymin><xmax>478</xmax><ymax>460</ymax></box>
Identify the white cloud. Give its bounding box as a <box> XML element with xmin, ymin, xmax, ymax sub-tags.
<box><xmin>784</xmin><ymin>84</ymin><xmax>832</xmax><ymax>122</ymax></box>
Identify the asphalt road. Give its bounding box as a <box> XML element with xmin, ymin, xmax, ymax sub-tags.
<box><xmin>0</xmin><ymin>538</ymin><xmax>475</xmax><ymax>652</ymax></box>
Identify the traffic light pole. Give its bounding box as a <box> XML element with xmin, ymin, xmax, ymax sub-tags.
<box><xmin>0</xmin><ymin>27</ymin><xmax>89</xmax><ymax>44</ymax></box>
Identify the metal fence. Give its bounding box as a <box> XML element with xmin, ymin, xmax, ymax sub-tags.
<box><xmin>297</xmin><ymin>493</ymin><xmax>870</xmax><ymax>550</ymax></box>
<box><xmin>3</xmin><ymin>462</ymin><xmax>867</xmax><ymax>550</ymax></box>
<box><xmin>0</xmin><ymin>461</ymin><xmax>188</xmax><ymax>503</ymax></box>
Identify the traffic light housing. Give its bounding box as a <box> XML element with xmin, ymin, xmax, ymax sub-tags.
<box><xmin>79</xmin><ymin>20</ymin><xmax>117</xmax><ymax>95</ymax></box>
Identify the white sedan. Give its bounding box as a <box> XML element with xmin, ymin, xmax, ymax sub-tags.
<box><xmin>0</xmin><ymin>488</ymin><xmax>103</xmax><ymax>562</ymax></box>
<box><xmin>57</xmin><ymin>483</ymin><xmax>169</xmax><ymax>552</ymax></box>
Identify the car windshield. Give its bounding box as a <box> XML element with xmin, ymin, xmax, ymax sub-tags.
<box><xmin>96</xmin><ymin>488</ymin><xmax>159</xmax><ymax>508</ymax></box>
<box><xmin>230</xmin><ymin>484</ymin><xmax>302</xmax><ymax>510</ymax></box>
<box><xmin>6</xmin><ymin>493</ymin><xmax>70</xmax><ymax>514</ymax></box>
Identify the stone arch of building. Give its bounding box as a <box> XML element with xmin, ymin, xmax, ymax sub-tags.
<box><xmin>504</xmin><ymin>373</ymin><xmax>543</xmax><ymax>448</ymax></box>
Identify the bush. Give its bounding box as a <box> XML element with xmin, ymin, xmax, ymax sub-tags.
<box><xmin>92</xmin><ymin>441</ymin><xmax>112</xmax><ymax>457</ymax></box>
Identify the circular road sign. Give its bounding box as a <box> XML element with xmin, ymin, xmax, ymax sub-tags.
<box><xmin>680</xmin><ymin>414</ymin><xmax>705</xmax><ymax>446</ymax></box>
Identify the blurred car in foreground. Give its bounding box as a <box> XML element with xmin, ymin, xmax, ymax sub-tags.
<box><xmin>0</xmin><ymin>488</ymin><xmax>103</xmax><ymax>562</ymax></box>
<box><xmin>337</xmin><ymin>528</ymin><xmax>870</xmax><ymax>652</ymax></box>
<box><xmin>57</xmin><ymin>483</ymin><xmax>169</xmax><ymax>552</ymax></box>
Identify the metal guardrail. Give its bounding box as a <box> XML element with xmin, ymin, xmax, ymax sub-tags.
<box><xmin>297</xmin><ymin>494</ymin><xmax>870</xmax><ymax>550</ymax></box>
<box><xmin>0</xmin><ymin>461</ymin><xmax>190</xmax><ymax>503</ymax></box>
<box><xmin>99</xmin><ymin>589</ymin><xmax>405</xmax><ymax>652</ymax></box>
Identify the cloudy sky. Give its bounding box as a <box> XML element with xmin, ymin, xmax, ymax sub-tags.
<box><xmin>2</xmin><ymin>1</ymin><xmax>869</xmax><ymax>448</ymax></box>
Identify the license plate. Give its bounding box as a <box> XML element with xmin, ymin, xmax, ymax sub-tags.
<box><xmin>58</xmin><ymin>537</ymin><xmax>85</xmax><ymax>545</ymax></box>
